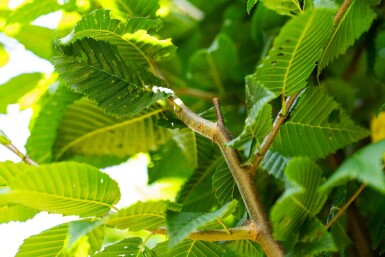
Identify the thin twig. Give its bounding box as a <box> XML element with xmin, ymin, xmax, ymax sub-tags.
<box><xmin>3</xmin><ymin>143</ymin><xmax>38</xmax><ymax>166</ymax></box>
<box><xmin>334</xmin><ymin>0</ymin><xmax>353</xmax><ymax>25</ymax></box>
<box><xmin>252</xmin><ymin>91</ymin><xmax>302</xmax><ymax>170</ymax></box>
<box><xmin>325</xmin><ymin>183</ymin><xmax>367</xmax><ymax>230</ymax></box>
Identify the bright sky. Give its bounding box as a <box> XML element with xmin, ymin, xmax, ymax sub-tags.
<box><xmin>0</xmin><ymin>1</ymin><xmax>166</xmax><ymax>256</ymax></box>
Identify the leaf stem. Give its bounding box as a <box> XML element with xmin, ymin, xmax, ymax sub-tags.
<box><xmin>0</xmin><ymin>133</ymin><xmax>38</xmax><ymax>166</ymax></box>
<box><xmin>252</xmin><ymin>91</ymin><xmax>301</xmax><ymax>169</ymax></box>
<box><xmin>168</xmin><ymin>96</ymin><xmax>284</xmax><ymax>257</ymax></box>
<box><xmin>325</xmin><ymin>183</ymin><xmax>367</xmax><ymax>230</ymax></box>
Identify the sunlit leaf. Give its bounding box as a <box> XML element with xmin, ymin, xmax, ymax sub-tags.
<box><xmin>0</xmin><ymin>43</ymin><xmax>9</xmax><ymax>68</ymax></box>
<box><xmin>263</xmin><ymin>0</ymin><xmax>303</xmax><ymax>16</ymax></box>
<box><xmin>95</xmin><ymin>237</ymin><xmax>155</xmax><ymax>257</ymax></box>
<box><xmin>166</xmin><ymin>200</ymin><xmax>237</xmax><ymax>246</ymax></box>
<box><xmin>0</xmin><ymin>204</ymin><xmax>39</xmax><ymax>224</ymax></box>
<box><xmin>53</xmin><ymin>38</ymin><xmax>172</xmax><ymax>116</ymax></box>
<box><xmin>154</xmin><ymin>240</ymin><xmax>224</xmax><ymax>257</ymax></box>
<box><xmin>272</xmin><ymin>87</ymin><xmax>369</xmax><ymax>158</ymax></box>
<box><xmin>321</xmin><ymin>140</ymin><xmax>385</xmax><ymax>193</ymax></box>
<box><xmin>60</xmin><ymin>9</ymin><xmax>175</xmax><ymax>67</ymax></box>
<box><xmin>1</xmin><ymin>162</ymin><xmax>120</xmax><ymax>217</ymax></box>
<box><xmin>53</xmin><ymin>98</ymin><xmax>170</xmax><ymax>162</ymax></box>
<box><xmin>271</xmin><ymin>157</ymin><xmax>328</xmax><ymax>240</ymax></box>
<box><xmin>0</xmin><ymin>73</ymin><xmax>43</xmax><ymax>113</ymax></box>
<box><xmin>105</xmin><ymin>201</ymin><xmax>173</xmax><ymax>231</ymax></box>
<box><xmin>254</xmin><ymin>9</ymin><xmax>334</xmax><ymax>96</ymax></box>
<box><xmin>318</xmin><ymin>0</ymin><xmax>376</xmax><ymax>72</ymax></box>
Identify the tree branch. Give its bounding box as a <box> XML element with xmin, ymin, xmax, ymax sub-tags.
<box><xmin>167</xmin><ymin>96</ymin><xmax>284</xmax><ymax>257</ymax></box>
<box><xmin>252</xmin><ymin>91</ymin><xmax>301</xmax><ymax>169</ymax></box>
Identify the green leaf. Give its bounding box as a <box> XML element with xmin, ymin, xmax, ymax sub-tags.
<box><xmin>6</xmin><ymin>0</ymin><xmax>61</xmax><ymax>25</ymax></box>
<box><xmin>247</xmin><ymin>0</ymin><xmax>259</xmax><ymax>14</ymax></box>
<box><xmin>262</xmin><ymin>0</ymin><xmax>303</xmax><ymax>16</ymax></box>
<box><xmin>1</xmin><ymin>162</ymin><xmax>120</xmax><ymax>217</ymax></box>
<box><xmin>254</xmin><ymin>9</ymin><xmax>334</xmax><ymax>96</ymax></box>
<box><xmin>0</xmin><ymin>204</ymin><xmax>39</xmax><ymax>224</ymax></box>
<box><xmin>286</xmin><ymin>216</ymin><xmax>336</xmax><ymax>256</ymax></box>
<box><xmin>68</xmin><ymin>220</ymin><xmax>101</xmax><ymax>249</ymax></box>
<box><xmin>188</xmin><ymin>33</ymin><xmax>239</xmax><ymax>95</ymax></box>
<box><xmin>115</xmin><ymin>0</ymin><xmax>160</xmax><ymax>18</ymax></box>
<box><xmin>212</xmin><ymin>161</ymin><xmax>243</xmax><ymax>210</ymax></box>
<box><xmin>318</xmin><ymin>0</ymin><xmax>376</xmax><ymax>72</ymax></box>
<box><xmin>171</xmin><ymin>128</ymin><xmax>198</xmax><ymax>170</ymax></box>
<box><xmin>272</xmin><ymin>87</ymin><xmax>369</xmax><ymax>158</ymax></box>
<box><xmin>53</xmin><ymin>38</ymin><xmax>172</xmax><ymax>116</ymax></box>
<box><xmin>271</xmin><ymin>157</ymin><xmax>328</xmax><ymax>240</ymax></box>
<box><xmin>375</xmin><ymin>31</ymin><xmax>385</xmax><ymax>82</ymax></box>
<box><xmin>0</xmin><ymin>43</ymin><xmax>9</xmax><ymax>68</ymax></box>
<box><xmin>167</xmin><ymin>200</ymin><xmax>238</xmax><ymax>247</ymax></box>
<box><xmin>154</xmin><ymin>240</ymin><xmax>224</xmax><ymax>257</ymax></box>
<box><xmin>95</xmin><ymin>237</ymin><xmax>155</xmax><ymax>257</ymax></box>
<box><xmin>227</xmin><ymin>240</ymin><xmax>264</xmax><ymax>257</ymax></box>
<box><xmin>321</xmin><ymin>140</ymin><xmax>385</xmax><ymax>193</ymax></box>
<box><xmin>261</xmin><ymin>150</ymin><xmax>290</xmax><ymax>180</ymax></box>
<box><xmin>15</xmin><ymin>223</ymin><xmax>69</xmax><ymax>257</ymax></box>
<box><xmin>0</xmin><ymin>73</ymin><xmax>43</xmax><ymax>113</ymax></box>
<box><xmin>26</xmin><ymin>85</ymin><xmax>81</xmax><ymax>163</ymax></box>
<box><xmin>60</xmin><ymin>9</ymin><xmax>175</xmax><ymax>67</ymax></box>
<box><xmin>105</xmin><ymin>201</ymin><xmax>172</xmax><ymax>230</ymax></box>
<box><xmin>53</xmin><ymin>98</ymin><xmax>170</xmax><ymax>162</ymax></box>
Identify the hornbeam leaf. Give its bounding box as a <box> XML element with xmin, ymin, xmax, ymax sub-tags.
<box><xmin>60</xmin><ymin>9</ymin><xmax>175</xmax><ymax>67</ymax></box>
<box><xmin>271</xmin><ymin>157</ymin><xmax>328</xmax><ymax>240</ymax></box>
<box><xmin>166</xmin><ymin>200</ymin><xmax>238</xmax><ymax>247</ymax></box>
<box><xmin>154</xmin><ymin>240</ymin><xmax>223</xmax><ymax>257</ymax></box>
<box><xmin>115</xmin><ymin>0</ymin><xmax>160</xmax><ymax>18</ymax></box>
<box><xmin>263</xmin><ymin>0</ymin><xmax>303</xmax><ymax>16</ymax></box>
<box><xmin>26</xmin><ymin>85</ymin><xmax>81</xmax><ymax>163</ymax></box>
<box><xmin>272</xmin><ymin>87</ymin><xmax>369</xmax><ymax>158</ymax></box>
<box><xmin>227</xmin><ymin>240</ymin><xmax>264</xmax><ymax>257</ymax></box>
<box><xmin>95</xmin><ymin>237</ymin><xmax>155</xmax><ymax>257</ymax></box>
<box><xmin>104</xmin><ymin>201</ymin><xmax>172</xmax><ymax>230</ymax></box>
<box><xmin>1</xmin><ymin>162</ymin><xmax>120</xmax><ymax>217</ymax></box>
<box><xmin>261</xmin><ymin>150</ymin><xmax>290</xmax><ymax>180</ymax></box>
<box><xmin>0</xmin><ymin>204</ymin><xmax>39</xmax><ymax>224</ymax></box>
<box><xmin>52</xmin><ymin>38</ymin><xmax>172</xmax><ymax>116</ymax></box>
<box><xmin>254</xmin><ymin>9</ymin><xmax>334</xmax><ymax>96</ymax></box>
<box><xmin>247</xmin><ymin>0</ymin><xmax>259</xmax><ymax>14</ymax></box>
<box><xmin>53</xmin><ymin>98</ymin><xmax>170</xmax><ymax>161</ymax></box>
<box><xmin>321</xmin><ymin>140</ymin><xmax>385</xmax><ymax>194</ymax></box>
<box><xmin>318</xmin><ymin>0</ymin><xmax>376</xmax><ymax>72</ymax></box>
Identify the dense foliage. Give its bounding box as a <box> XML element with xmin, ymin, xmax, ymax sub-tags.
<box><xmin>0</xmin><ymin>0</ymin><xmax>385</xmax><ymax>256</ymax></box>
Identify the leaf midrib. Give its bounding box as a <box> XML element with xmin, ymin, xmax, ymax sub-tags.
<box><xmin>55</xmin><ymin>108</ymin><xmax>166</xmax><ymax>160</ymax></box>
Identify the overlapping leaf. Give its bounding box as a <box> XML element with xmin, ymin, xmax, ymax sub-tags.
<box><xmin>272</xmin><ymin>87</ymin><xmax>369</xmax><ymax>158</ymax></box>
<box><xmin>227</xmin><ymin>240</ymin><xmax>264</xmax><ymax>257</ymax></box>
<box><xmin>52</xmin><ymin>38</ymin><xmax>172</xmax><ymax>116</ymax></box>
<box><xmin>1</xmin><ymin>162</ymin><xmax>120</xmax><ymax>217</ymax></box>
<box><xmin>60</xmin><ymin>9</ymin><xmax>175</xmax><ymax>67</ymax></box>
<box><xmin>263</xmin><ymin>0</ymin><xmax>303</xmax><ymax>16</ymax></box>
<box><xmin>154</xmin><ymin>240</ymin><xmax>224</xmax><ymax>257</ymax></box>
<box><xmin>254</xmin><ymin>9</ymin><xmax>334</xmax><ymax>96</ymax></box>
<box><xmin>115</xmin><ymin>0</ymin><xmax>159</xmax><ymax>18</ymax></box>
<box><xmin>95</xmin><ymin>237</ymin><xmax>155</xmax><ymax>257</ymax></box>
<box><xmin>318</xmin><ymin>0</ymin><xmax>376</xmax><ymax>72</ymax></box>
<box><xmin>104</xmin><ymin>201</ymin><xmax>173</xmax><ymax>230</ymax></box>
<box><xmin>261</xmin><ymin>150</ymin><xmax>290</xmax><ymax>180</ymax></box>
<box><xmin>321</xmin><ymin>140</ymin><xmax>385</xmax><ymax>193</ymax></box>
<box><xmin>166</xmin><ymin>200</ymin><xmax>238</xmax><ymax>246</ymax></box>
<box><xmin>0</xmin><ymin>204</ymin><xmax>38</xmax><ymax>224</ymax></box>
<box><xmin>26</xmin><ymin>85</ymin><xmax>81</xmax><ymax>163</ymax></box>
<box><xmin>53</xmin><ymin>98</ymin><xmax>170</xmax><ymax>161</ymax></box>
<box><xmin>271</xmin><ymin>157</ymin><xmax>328</xmax><ymax>240</ymax></box>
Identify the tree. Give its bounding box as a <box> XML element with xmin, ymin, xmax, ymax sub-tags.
<box><xmin>0</xmin><ymin>0</ymin><xmax>384</xmax><ymax>256</ymax></box>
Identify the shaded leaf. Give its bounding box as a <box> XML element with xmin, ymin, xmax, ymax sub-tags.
<box><xmin>105</xmin><ymin>201</ymin><xmax>172</xmax><ymax>231</ymax></box>
<box><xmin>318</xmin><ymin>0</ymin><xmax>376</xmax><ymax>72</ymax></box>
<box><xmin>212</xmin><ymin>161</ymin><xmax>242</xmax><ymax>206</ymax></box>
<box><xmin>26</xmin><ymin>85</ymin><xmax>81</xmax><ymax>163</ymax></box>
<box><xmin>254</xmin><ymin>9</ymin><xmax>334</xmax><ymax>96</ymax></box>
<box><xmin>53</xmin><ymin>38</ymin><xmax>172</xmax><ymax>116</ymax></box>
<box><xmin>247</xmin><ymin>0</ymin><xmax>259</xmax><ymax>14</ymax></box>
<box><xmin>321</xmin><ymin>140</ymin><xmax>385</xmax><ymax>193</ymax></box>
<box><xmin>188</xmin><ymin>34</ymin><xmax>239</xmax><ymax>95</ymax></box>
<box><xmin>95</xmin><ymin>237</ymin><xmax>155</xmax><ymax>257</ymax></box>
<box><xmin>272</xmin><ymin>87</ymin><xmax>369</xmax><ymax>158</ymax></box>
<box><xmin>227</xmin><ymin>239</ymin><xmax>264</xmax><ymax>257</ymax></box>
<box><xmin>115</xmin><ymin>0</ymin><xmax>160</xmax><ymax>18</ymax></box>
<box><xmin>0</xmin><ymin>73</ymin><xmax>43</xmax><ymax>113</ymax></box>
<box><xmin>171</xmin><ymin>128</ymin><xmax>198</xmax><ymax>169</ymax></box>
<box><xmin>261</xmin><ymin>150</ymin><xmax>290</xmax><ymax>180</ymax></box>
<box><xmin>374</xmin><ymin>31</ymin><xmax>385</xmax><ymax>82</ymax></box>
<box><xmin>271</xmin><ymin>157</ymin><xmax>328</xmax><ymax>240</ymax></box>
<box><xmin>1</xmin><ymin>162</ymin><xmax>120</xmax><ymax>217</ymax></box>
<box><xmin>53</xmin><ymin>98</ymin><xmax>170</xmax><ymax>162</ymax></box>
<box><xmin>166</xmin><ymin>200</ymin><xmax>238</xmax><ymax>247</ymax></box>
<box><xmin>154</xmin><ymin>240</ymin><xmax>224</xmax><ymax>257</ymax></box>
